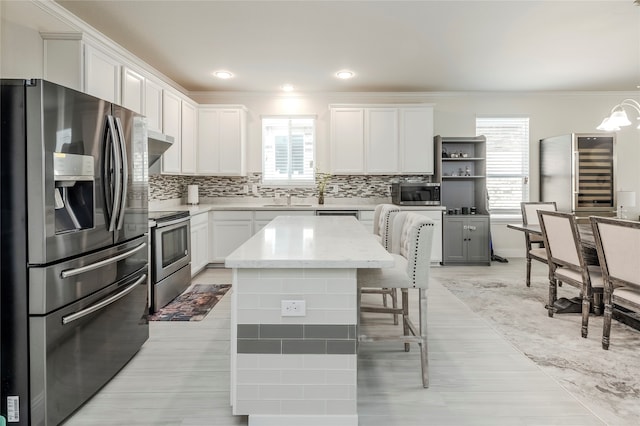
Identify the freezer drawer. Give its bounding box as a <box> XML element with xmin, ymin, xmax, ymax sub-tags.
<box><xmin>29</xmin><ymin>235</ymin><xmax>148</xmax><ymax>315</ymax></box>
<box><xmin>29</xmin><ymin>269</ymin><xmax>149</xmax><ymax>426</ymax></box>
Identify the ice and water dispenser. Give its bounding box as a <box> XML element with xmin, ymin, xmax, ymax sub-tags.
<box><xmin>53</xmin><ymin>152</ymin><xmax>95</xmax><ymax>233</ymax></box>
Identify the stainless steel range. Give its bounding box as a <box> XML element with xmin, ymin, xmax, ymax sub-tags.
<box><xmin>148</xmin><ymin>211</ymin><xmax>191</xmax><ymax>313</ymax></box>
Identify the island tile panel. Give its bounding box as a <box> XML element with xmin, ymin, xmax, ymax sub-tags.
<box><xmin>233</xmin><ymin>267</ymin><xmax>358</xmax><ymax>418</ymax></box>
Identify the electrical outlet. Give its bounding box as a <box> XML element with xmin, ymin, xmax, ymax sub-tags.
<box><xmin>242</xmin><ymin>184</ymin><xmax>249</xmax><ymax>194</ymax></box>
<box><xmin>252</xmin><ymin>184</ymin><xmax>259</xmax><ymax>195</ymax></box>
<box><xmin>332</xmin><ymin>184</ymin><xmax>339</xmax><ymax>194</ymax></box>
<box><xmin>281</xmin><ymin>300</ymin><xmax>306</xmax><ymax>317</ymax></box>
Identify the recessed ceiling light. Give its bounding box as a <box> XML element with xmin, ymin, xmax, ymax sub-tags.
<box><xmin>213</xmin><ymin>70</ymin><xmax>233</xmax><ymax>79</ymax></box>
<box><xmin>281</xmin><ymin>84</ymin><xmax>294</xmax><ymax>92</ymax></box>
<box><xmin>336</xmin><ymin>70</ymin><xmax>355</xmax><ymax>79</ymax></box>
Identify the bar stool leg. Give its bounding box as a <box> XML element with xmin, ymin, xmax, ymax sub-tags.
<box><xmin>419</xmin><ymin>288</ymin><xmax>429</xmax><ymax>388</ymax></box>
<box><xmin>391</xmin><ymin>288</ymin><xmax>398</xmax><ymax>325</ymax></box>
<box><xmin>401</xmin><ymin>288</ymin><xmax>410</xmax><ymax>352</ymax></box>
<box><xmin>357</xmin><ymin>285</ymin><xmax>362</xmax><ymax>353</ymax></box>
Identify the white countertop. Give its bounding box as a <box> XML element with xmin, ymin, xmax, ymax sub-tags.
<box><xmin>149</xmin><ymin>199</ymin><xmax>445</xmax><ymax>216</ymax></box>
<box><xmin>225</xmin><ymin>216</ymin><xmax>395</xmax><ymax>269</ymax></box>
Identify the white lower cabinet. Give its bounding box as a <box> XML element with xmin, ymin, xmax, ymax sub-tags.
<box><xmin>206</xmin><ymin>208</ymin><xmax>441</xmax><ymax>264</ymax></box>
<box><xmin>253</xmin><ymin>210</ymin><xmax>315</xmax><ymax>235</ymax></box>
<box><xmin>190</xmin><ymin>212</ymin><xmax>209</xmax><ymax>277</ymax></box>
<box><xmin>411</xmin><ymin>210</ymin><xmax>443</xmax><ymax>263</ymax></box>
<box><xmin>210</xmin><ymin>211</ymin><xmax>253</xmax><ymax>262</ymax></box>
<box><xmin>358</xmin><ymin>210</ymin><xmax>375</xmax><ymax>233</ymax></box>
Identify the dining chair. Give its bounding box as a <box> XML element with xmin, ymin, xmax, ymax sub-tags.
<box><xmin>361</xmin><ymin>204</ymin><xmax>401</xmax><ymax>324</ymax></box>
<box><xmin>538</xmin><ymin>210</ymin><xmax>604</xmax><ymax>338</ymax></box>
<box><xmin>357</xmin><ymin>211</ymin><xmax>435</xmax><ymax>388</ymax></box>
<box><xmin>590</xmin><ymin>216</ymin><xmax>640</xmax><ymax>350</ymax></box>
<box><xmin>521</xmin><ymin>202</ymin><xmax>557</xmax><ymax>287</ymax></box>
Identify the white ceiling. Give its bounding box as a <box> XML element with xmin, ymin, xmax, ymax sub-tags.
<box><xmin>53</xmin><ymin>0</ymin><xmax>640</xmax><ymax>93</ymax></box>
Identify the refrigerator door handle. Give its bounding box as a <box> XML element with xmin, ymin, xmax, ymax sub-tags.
<box><xmin>61</xmin><ymin>274</ymin><xmax>146</xmax><ymax>325</ymax></box>
<box><xmin>573</xmin><ymin>150</ymin><xmax>580</xmax><ymax>195</ymax></box>
<box><xmin>106</xmin><ymin>115</ymin><xmax>123</xmax><ymax>232</ymax></box>
<box><xmin>114</xmin><ymin>116</ymin><xmax>129</xmax><ymax>231</ymax></box>
<box><xmin>60</xmin><ymin>242</ymin><xmax>147</xmax><ymax>279</ymax></box>
<box><xmin>103</xmin><ymin>116</ymin><xmax>115</xmax><ymax>226</ymax></box>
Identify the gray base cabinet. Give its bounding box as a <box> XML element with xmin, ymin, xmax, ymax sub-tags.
<box><xmin>442</xmin><ymin>215</ymin><xmax>491</xmax><ymax>265</ymax></box>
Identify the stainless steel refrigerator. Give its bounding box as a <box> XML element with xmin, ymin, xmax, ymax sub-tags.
<box><xmin>1</xmin><ymin>79</ymin><xmax>149</xmax><ymax>425</ymax></box>
<box><xmin>540</xmin><ymin>133</ymin><xmax>616</xmax><ymax>216</ymax></box>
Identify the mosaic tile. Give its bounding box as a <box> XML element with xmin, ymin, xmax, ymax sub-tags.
<box><xmin>149</xmin><ymin>173</ymin><xmax>433</xmax><ymax>201</ymax></box>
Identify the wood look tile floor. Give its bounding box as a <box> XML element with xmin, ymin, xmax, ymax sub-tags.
<box><xmin>62</xmin><ymin>265</ymin><xmax>605</xmax><ymax>426</ymax></box>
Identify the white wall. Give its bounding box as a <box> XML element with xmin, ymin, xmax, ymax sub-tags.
<box><xmin>0</xmin><ymin>2</ymin><xmax>46</xmax><ymax>79</ymax></box>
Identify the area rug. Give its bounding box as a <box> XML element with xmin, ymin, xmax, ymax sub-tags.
<box><xmin>148</xmin><ymin>284</ymin><xmax>230</xmax><ymax>321</ymax></box>
<box><xmin>431</xmin><ymin>260</ymin><xmax>640</xmax><ymax>426</ymax></box>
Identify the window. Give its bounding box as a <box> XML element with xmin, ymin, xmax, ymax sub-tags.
<box><xmin>476</xmin><ymin>116</ymin><xmax>530</xmax><ymax>215</ymax></box>
<box><xmin>262</xmin><ymin>116</ymin><xmax>315</xmax><ymax>185</ymax></box>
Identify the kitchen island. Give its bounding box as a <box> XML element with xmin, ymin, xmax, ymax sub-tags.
<box><xmin>225</xmin><ymin>216</ymin><xmax>394</xmax><ymax>426</ymax></box>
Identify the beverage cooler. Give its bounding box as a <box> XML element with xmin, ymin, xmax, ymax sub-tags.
<box><xmin>540</xmin><ymin>133</ymin><xmax>616</xmax><ymax>216</ymax></box>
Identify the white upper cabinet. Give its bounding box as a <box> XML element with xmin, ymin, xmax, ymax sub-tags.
<box><xmin>121</xmin><ymin>66</ymin><xmax>145</xmax><ymax>114</ymax></box>
<box><xmin>330</xmin><ymin>104</ymin><xmax>434</xmax><ymax>175</ymax></box>
<box><xmin>161</xmin><ymin>90</ymin><xmax>182</xmax><ymax>174</ymax></box>
<box><xmin>84</xmin><ymin>44</ymin><xmax>121</xmax><ymax>104</ymax></box>
<box><xmin>330</xmin><ymin>108</ymin><xmax>365</xmax><ymax>174</ymax></box>
<box><xmin>197</xmin><ymin>108</ymin><xmax>219</xmax><ymax>174</ymax></box>
<box><xmin>181</xmin><ymin>101</ymin><xmax>197</xmax><ymax>174</ymax></box>
<box><xmin>42</xmin><ymin>33</ymin><xmax>84</xmax><ymax>92</ymax></box>
<box><xmin>218</xmin><ymin>108</ymin><xmax>246</xmax><ymax>175</ymax></box>
<box><xmin>399</xmin><ymin>106</ymin><xmax>434</xmax><ymax>174</ymax></box>
<box><xmin>42</xmin><ymin>32</ymin><xmax>122</xmax><ymax>105</ymax></box>
<box><xmin>144</xmin><ymin>79</ymin><xmax>163</xmax><ymax>133</ymax></box>
<box><xmin>197</xmin><ymin>106</ymin><xmax>247</xmax><ymax>175</ymax></box>
<box><xmin>365</xmin><ymin>108</ymin><xmax>399</xmax><ymax>173</ymax></box>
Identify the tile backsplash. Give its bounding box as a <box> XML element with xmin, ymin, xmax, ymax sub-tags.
<box><xmin>149</xmin><ymin>173</ymin><xmax>432</xmax><ymax>201</ymax></box>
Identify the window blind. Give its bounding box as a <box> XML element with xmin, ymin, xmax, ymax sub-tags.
<box><xmin>476</xmin><ymin>117</ymin><xmax>530</xmax><ymax>214</ymax></box>
<box><xmin>262</xmin><ymin>117</ymin><xmax>315</xmax><ymax>184</ymax></box>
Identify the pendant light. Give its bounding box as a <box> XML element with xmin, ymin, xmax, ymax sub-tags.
<box><xmin>597</xmin><ymin>99</ymin><xmax>640</xmax><ymax>131</ymax></box>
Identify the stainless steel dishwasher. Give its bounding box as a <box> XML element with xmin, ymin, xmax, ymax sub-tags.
<box><xmin>315</xmin><ymin>210</ymin><xmax>360</xmax><ymax>218</ymax></box>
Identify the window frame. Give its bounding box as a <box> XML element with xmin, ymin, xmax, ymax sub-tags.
<box><xmin>476</xmin><ymin>115</ymin><xmax>530</xmax><ymax>216</ymax></box>
<box><xmin>261</xmin><ymin>115</ymin><xmax>317</xmax><ymax>187</ymax></box>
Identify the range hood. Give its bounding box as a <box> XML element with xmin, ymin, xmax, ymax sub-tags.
<box><xmin>147</xmin><ymin>130</ymin><xmax>174</xmax><ymax>168</ymax></box>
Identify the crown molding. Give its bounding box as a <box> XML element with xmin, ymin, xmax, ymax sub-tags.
<box><xmin>190</xmin><ymin>90</ymin><xmax>640</xmax><ymax>102</ymax></box>
<box><xmin>31</xmin><ymin>0</ymin><xmax>192</xmax><ymax>98</ymax></box>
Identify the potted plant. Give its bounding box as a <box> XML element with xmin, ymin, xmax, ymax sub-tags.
<box><xmin>316</xmin><ymin>170</ymin><xmax>332</xmax><ymax>205</ymax></box>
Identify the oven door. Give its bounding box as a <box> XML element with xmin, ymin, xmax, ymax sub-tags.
<box><xmin>152</xmin><ymin>217</ymin><xmax>191</xmax><ymax>282</ymax></box>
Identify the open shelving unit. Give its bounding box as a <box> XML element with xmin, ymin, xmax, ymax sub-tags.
<box><xmin>434</xmin><ymin>135</ymin><xmax>491</xmax><ymax>266</ymax></box>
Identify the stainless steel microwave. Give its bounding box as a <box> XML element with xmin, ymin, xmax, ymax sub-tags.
<box><xmin>391</xmin><ymin>182</ymin><xmax>441</xmax><ymax>206</ymax></box>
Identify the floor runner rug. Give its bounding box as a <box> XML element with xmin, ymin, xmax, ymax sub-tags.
<box><xmin>148</xmin><ymin>284</ymin><xmax>230</xmax><ymax>321</ymax></box>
